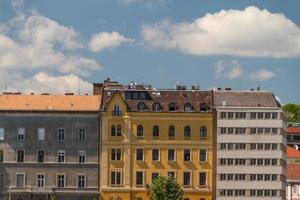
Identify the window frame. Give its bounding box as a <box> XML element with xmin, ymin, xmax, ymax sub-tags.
<box><xmin>56</xmin><ymin>173</ymin><xmax>66</xmax><ymax>188</ymax></box>
<box><xmin>16</xmin><ymin>173</ymin><xmax>25</xmax><ymax>188</ymax></box>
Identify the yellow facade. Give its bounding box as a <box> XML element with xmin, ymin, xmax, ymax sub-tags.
<box><xmin>100</xmin><ymin>92</ymin><xmax>214</xmax><ymax>200</ymax></box>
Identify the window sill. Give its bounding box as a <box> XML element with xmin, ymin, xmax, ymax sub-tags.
<box><xmin>152</xmin><ymin>160</ymin><xmax>160</xmax><ymax>163</ymax></box>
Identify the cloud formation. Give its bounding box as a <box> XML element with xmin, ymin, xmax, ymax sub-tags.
<box><xmin>142</xmin><ymin>6</ymin><xmax>300</xmax><ymax>58</ymax></box>
<box><xmin>250</xmin><ymin>69</ymin><xmax>275</xmax><ymax>81</ymax></box>
<box><xmin>89</xmin><ymin>31</ymin><xmax>133</xmax><ymax>52</ymax></box>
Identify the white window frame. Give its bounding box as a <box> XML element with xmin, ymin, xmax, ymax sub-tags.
<box><xmin>36</xmin><ymin>173</ymin><xmax>46</xmax><ymax>187</ymax></box>
<box><xmin>37</xmin><ymin>128</ymin><xmax>46</xmax><ymax>141</ymax></box>
<box><xmin>16</xmin><ymin>149</ymin><xmax>25</xmax><ymax>163</ymax></box>
<box><xmin>136</xmin><ymin>148</ymin><xmax>144</xmax><ymax>162</ymax></box>
<box><xmin>56</xmin><ymin>173</ymin><xmax>66</xmax><ymax>188</ymax></box>
<box><xmin>57</xmin><ymin>128</ymin><xmax>65</xmax><ymax>142</ymax></box>
<box><xmin>78</xmin><ymin>151</ymin><xmax>86</xmax><ymax>163</ymax></box>
<box><xmin>15</xmin><ymin>173</ymin><xmax>25</xmax><ymax>188</ymax></box>
<box><xmin>17</xmin><ymin>128</ymin><xmax>25</xmax><ymax>141</ymax></box>
<box><xmin>183</xmin><ymin>171</ymin><xmax>192</xmax><ymax>187</ymax></box>
<box><xmin>37</xmin><ymin>149</ymin><xmax>46</xmax><ymax>163</ymax></box>
<box><xmin>152</xmin><ymin>149</ymin><xmax>160</xmax><ymax>162</ymax></box>
<box><xmin>135</xmin><ymin>170</ymin><xmax>145</xmax><ymax>187</ymax></box>
<box><xmin>183</xmin><ymin>149</ymin><xmax>192</xmax><ymax>162</ymax></box>
<box><xmin>77</xmin><ymin>173</ymin><xmax>86</xmax><ymax>188</ymax></box>
<box><xmin>111</xmin><ymin>148</ymin><xmax>122</xmax><ymax>161</ymax></box>
<box><xmin>79</xmin><ymin>128</ymin><xmax>87</xmax><ymax>141</ymax></box>
<box><xmin>57</xmin><ymin>150</ymin><xmax>65</xmax><ymax>163</ymax></box>
<box><xmin>111</xmin><ymin>170</ymin><xmax>122</xmax><ymax>187</ymax></box>
<box><xmin>199</xmin><ymin>149</ymin><xmax>207</xmax><ymax>162</ymax></box>
<box><xmin>167</xmin><ymin>148</ymin><xmax>176</xmax><ymax>162</ymax></box>
<box><xmin>199</xmin><ymin>171</ymin><xmax>208</xmax><ymax>188</ymax></box>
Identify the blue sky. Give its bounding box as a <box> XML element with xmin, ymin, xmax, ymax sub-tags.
<box><xmin>0</xmin><ymin>0</ymin><xmax>299</xmax><ymax>103</ymax></box>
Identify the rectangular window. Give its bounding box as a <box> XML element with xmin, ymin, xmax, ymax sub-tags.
<box><xmin>57</xmin><ymin>128</ymin><xmax>65</xmax><ymax>142</ymax></box>
<box><xmin>257</xmin><ymin>159</ymin><xmax>263</xmax><ymax>166</ymax></box>
<box><xmin>152</xmin><ymin>172</ymin><xmax>159</xmax><ymax>183</ymax></box>
<box><xmin>199</xmin><ymin>149</ymin><xmax>207</xmax><ymax>162</ymax></box>
<box><xmin>0</xmin><ymin>149</ymin><xmax>3</xmax><ymax>162</ymax></box>
<box><xmin>228</xmin><ymin>128</ymin><xmax>234</xmax><ymax>134</ymax></box>
<box><xmin>220</xmin><ymin>112</ymin><xmax>226</xmax><ymax>119</ymax></box>
<box><xmin>250</xmin><ymin>128</ymin><xmax>256</xmax><ymax>134</ymax></box>
<box><xmin>136</xmin><ymin>149</ymin><xmax>144</xmax><ymax>161</ymax></box>
<box><xmin>57</xmin><ymin>151</ymin><xmax>65</xmax><ymax>163</ymax></box>
<box><xmin>272</xmin><ymin>112</ymin><xmax>278</xmax><ymax>119</ymax></box>
<box><xmin>37</xmin><ymin>174</ymin><xmax>45</xmax><ymax>187</ymax></box>
<box><xmin>227</xmin><ymin>143</ymin><xmax>233</xmax><ymax>150</ymax></box>
<box><xmin>111</xmin><ymin>171</ymin><xmax>121</xmax><ymax>187</ymax></box>
<box><xmin>227</xmin><ymin>158</ymin><xmax>234</xmax><ymax>165</ymax></box>
<box><xmin>250</xmin><ymin>112</ymin><xmax>257</xmax><ymax>119</ymax></box>
<box><xmin>0</xmin><ymin>128</ymin><xmax>4</xmax><ymax>140</ymax></box>
<box><xmin>57</xmin><ymin>174</ymin><xmax>65</xmax><ymax>188</ymax></box>
<box><xmin>199</xmin><ymin>172</ymin><xmax>207</xmax><ymax>187</ymax></box>
<box><xmin>258</xmin><ymin>143</ymin><xmax>264</xmax><ymax>150</ymax></box>
<box><xmin>265</xmin><ymin>112</ymin><xmax>271</xmax><ymax>119</ymax></box>
<box><xmin>220</xmin><ymin>143</ymin><xmax>226</xmax><ymax>150</ymax></box>
<box><xmin>37</xmin><ymin>150</ymin><xmax>45</xmax><ymax>163</ymax></box>
<box><xmin>265</xmin><ymin>143</ymin><xmax>271</xmax><ymax>150</ymax></box>
<box><xmin>183</xmin><ymin>172</ymin><xmax>190</xmax><ymax>187</ymax></box>
<box><xmin>272</xmin><ymin>159</ymin><xmax>278</xmax><ymax>165</ymax></box>
<box><xmin>265</xmin><ymin>159</ymin><xmax>271</xmax><ymax>165</ymax></box>
<box><xmin>78</xmin><ymin>174</ymin><xmax>86</xmax><ymax>188</ymax></box>
<box><xmin>111</xmin><ymin>149</ymin><xmax>121</xmax><ymax>161</ymax></box>
<box><xmin>220</xmin><ymin>128</ymin><xmax>226</xmax><ymax>134</ymax></box>
<box><xmin>271</xmin><ymin>174</ymin><xmax>277</xmax><ymax>181</ymax></box>
<box><xmin>0</xmin><ymin>173</ymin><xmax>4</xmax><ymax>188</ymax></box>
<box><xmin>16</xmin><ymin>173</ymin><xmax>25</xmax><ymax>188</ymax></box>
<box><xmin>250</xmin><ymin>143</ymin><xmax>257</xmax><ymax>150</ymax></box>
<box><xmin>184</xmin><ymin>149</ymin><xmax>191</xmax><ymax>162</ymax></box>
<box><xmin>258</xmin><ymin>112</ymin><xmax>264</xmax><ymax>119</ymax></box>
<box><xmin>17</xmin><ymin>149</ymin><xmax>25</xmax><ymax>162</ymax></box>
<box><xmin>17</xmin><ymin>128</ymin><xmax>25</xmax><ymax>140</ymax></box>
<box><xmin>79</xmin><ymin>128</ymin><xmax>86</xmax><ymax>141</ymax></box>
<box><xmin>136</xmin><ymin>171</ymin><xmax>144</xmax><ymax>186</ymax></box>
<box><xmin>37</xmin><ymin>128</ymin><xmax>45</xmax><ymax>141</ymax></box>
<box><xmin>272</xmin><ymin>128</ymin><xmax>278</xmax><ymax>134</ymax></box>
<box><xmin>228</xmin><ymin>112</ymin><xmax>234</xmax><ymax>119</ymax></box>
<box><xmin>168</xmin><ymin>149</ymin><xmax>175</xmax><ymax>161</ymax></box>
<box><xmin>78</xmin><ymin>151</ymin><xmax>86</xmax><ymax>163</ymax></box>
<box><xmin>167</xmin><ymin>171</ymin><xmax>175</xmax><ymax>178</ymax></box>
<box><xmin>152</xmin><ymin>149</ymin><xmax>159</xmax><ymax>161</ymax></box>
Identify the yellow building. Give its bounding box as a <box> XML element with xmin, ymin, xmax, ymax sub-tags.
<box><xmin>97</xmin><ymin>80</ymin><xmax>214</xmax><ymax>200</ymax></box>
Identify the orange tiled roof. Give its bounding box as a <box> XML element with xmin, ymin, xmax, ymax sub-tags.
<box><xmin>287</xmin><ymin>146</ymin><xmax>300</xmax><ymax>159</ymax></box>
<box><xmin>287</xmin><ymin>164</ymin><xmax>300</xmax><ymax>180</ymax></box>
<box><xmin>288</xmin><ymin>127</ymin><xmax>300</xmax><ymax>134</ymax></box>
<box><xmin>0</xmin><ymin>95</ymin><xmax>101</xmax><ymax>112</ymax></box>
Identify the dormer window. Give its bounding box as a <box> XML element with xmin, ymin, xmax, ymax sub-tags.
<box><xmin>137</xmin><ymin>102</ymin><xmax>146</xmax><ymax>111</ymax></box>
<box><xmin>168</xmin><ymin>103</ymin><xmax>176</xmax><ymax>111</ymax></box>
<box><xmin>184</xmin><ymin>103</ymin><xmax>192</xmax><ymax>112</ymax></box>
<box><xmin>200</xmin><ymin>103</ymin><xmax>208</xmax><ymax>112</ymax></box>
<box><xmin>152</xmin><ymin>102</ymin><xmax>161</xmax><ymax>112</ymax></box>
<box><xmin>113</xmin><ymin>105</ymin><xmax>121</xmax><ymax>116</ymax></box>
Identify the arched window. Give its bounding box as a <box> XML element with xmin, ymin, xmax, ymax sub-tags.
<box><xmin>137</xmin><ymin>102</ymin><xmax>146</xmax><ymax>111</ymax></box>
<box><xmin>184</xmin><ymin>126</ymin><xmax>191</xmax><ymax>137</ymax></box>
<box><xmin>184</xmin><ymin>103</ymin><xmax>192</xmax><ymax>112</ymax></box>
<box><xmin>200</xmin><ymin>126</ymin><xmax>207</xmax><ymax>138</ymax></box>
<box><xmin>137</xmin><ymin>125</ymin><xmax>143</xmax><ymax>137</ymax></box>
<box><xmin>116</xmin><ymin>125</ymin><xmax>122</xmax><ymax>136</ymax></box>
<box><xmin>152</xmin><ymin>102</ymin><xmax>161</xmax><ymax>111</ymax></box>
<box><xmin>168</xmin><ymin>125</ymin><xmax>175</xmax><ymax>137</ymax></box>
<box><xmin>113</xmin><ymin>105</ymin><xmax>120</xmax><ymax>116</ymax></box>
<box><xmin>200</xmin><ymin>103</ymin><xmax>208</xmax><ymax>112</ymax></box>
<box><xmin>111</xmin><ymin>125</ymin><xmax>116</xmax><ymax>136</ymax></box>
<box><xmin>168</xmin><ymin>103</ymin><xmax>176</xmax><ymax>111</ymax></box>
<box><xmin>153</xmin><ymin>125</ymin><xmax>159</xmax><ymax>137</ymax></box>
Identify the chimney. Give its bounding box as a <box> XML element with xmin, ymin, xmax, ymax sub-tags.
<box><xmin>65</xmin><ymin>92</ymin><xmax>74</xmax><ymax>95</ymax></box>
<box><xmin>93</xmin><ymin>83</ymin><xmax>104</xmax><ymax>95</ymax></box>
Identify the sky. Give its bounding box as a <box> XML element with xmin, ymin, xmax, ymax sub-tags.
<box><xmin>0</xmin><ymin>0</ymin><xmax>299</xmax><ymax>103</ymax></box>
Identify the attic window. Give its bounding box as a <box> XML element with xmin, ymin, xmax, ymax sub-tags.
<box><xmin>168</xmin><ymin>103</ymin><xmax>176</xmax><ymax>111</ymax></box>
<box><xmin>184</xmin><ymin>103</ymin><xmax>192</xmax><ymax>112</ymax></box>
<box><xmin>137</xmin><ymin>102</ymin><xmax>146</xmax><ymax>111</ymax></box>
<box><xmin>200</xmin><ymin>103</ymin><xmax>208</xmax><ymax>112</ymax></box>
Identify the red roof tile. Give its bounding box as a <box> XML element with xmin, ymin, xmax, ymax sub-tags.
<box><xmin>287</xmin><ymin>146</ymin><xmax>300</xmax><ymax>158</ymax></box>
<box><xmin>288</xmin><ymin>127</ymin><xmax>300</xmax><ymax>134</ymax></box>
<box><xmin>287</xmin><ymin>164</ymin><xmax>300</xmax><ymax>180</ymax></box>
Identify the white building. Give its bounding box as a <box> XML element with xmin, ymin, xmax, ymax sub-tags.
<box><xmin>215</xmin><ymin>90</ymin><xmax>287</xmax><ymax>200</ymax></box>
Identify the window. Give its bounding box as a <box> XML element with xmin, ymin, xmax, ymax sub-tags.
<box><xmin>111</xmin><ymin>125</ymin><xmax>116</xmax><ymax>136</ymax></box>
<box><xmin>16</xmin><ymin>173</ymin><xmax>25</xmax><ymax>188</ymax></box>
<box><xmin>227</xmin><ymin>158</ymin><xmax>234</xmax><ymax>165</ymax></box>
<box><xmin>136</xmin><ymin>149</ymin><xmax>144</xmax><ymax>161</ymax></box>
<box><xmin>199</xmin><ymin>149</ymin><xmax>207</xmax><ymax>162</ymax></box>
<box><xmin>37</xmin><ymin>150</ymin><xmax>45</xmax><ymax>163</ymax></box>
<box><xmin>200</xmin><ymin>126</ymin><xmax>207</xmax><ymax>137</ymax></box>
<box><xmin>184</xmin><ymin>103</ymin><xmax>192</xmax><ymax>112</ymax></box>
<box><xmin>236</xmin><ymin>112</ymin><xmax>246</xmax><ymax>119</ymax></box>
<box><xmin>152</xmin><ymin>102</ymin><xmax>161</xmax><ymax>111</ymax></box>
<box><xmin>17</xmin><ymin>149</ymin><xmax>24</xmax><ymax>162</ymax></box>
<box><xmin>57</xmin><ymin>151</ymin><xmax>65</xmax><ymax>163</ymax></box>
<box><xmin>116</xmin><ymin>125</ymin><xmax>122</xmax><ymax>136</ymax></box>
<box><xmin>168</xmin><ymin>103</ymin><xmax>176</xmax><ymax>111</ymax></box>
<box><xmin>137</xmin><ymin>125</ymin><xmax>143</xmax><ymax>137</ymax></box>
<box><xmin>37</xmin><ymin>174</ymin><xmax>45</xmax><ymax>187</ymax></box>
<box><xmin>220</xmin><ymin>143</ymin><xmax>226</xmax><ymax>150</ymax></box>
<box><xmin>0</xmin><ymin>128</ymin><xmax>4</xmax><ymax>140</ymax></box>
<box><xmin>113</xmin><ymin>105</ymin><xmax>121</xmax><ymax>116</ymax></box>
<box><xmin>168</xmin><ymin>149</ymin><xmax>175</xmax><ymax>161</ymax></box>
<box><xmin>111</xmin><ymin>171</ymin><xmax>121</xmax><ymax>187</ymax></box>
<box><xmin>228</xmin><ymin>128</ymin><xmax>234</xmax><ymax>134</ymax></box>
<box><xmin>258</xmin><ymin>112</ymin><xmax>264</xmax><ymax>119</ymax></box>
<box><xmin>168</xmin><ymin>125</ymin><xmax>175</xmax><ymax>137</ymax></box>
<box><xmin>250</xmin><ymin>128</ymin><xmax>256</xmax><ymax>134</ymax></box>
<box><xmin>152</xmin><ymin>125</ymin><xmax>159</xmax><ymax>137</ymax></box>
<box><xmin>0</xmin><ymin>173</ymin><xmax>4</xmax><ymax>188</ymax></box>
<box><xmin>183</xmin><ymin>172</ymin><xmax>190</xmax><ymax>186</ymax></box>
<box><xmin>265</xmin><ymin>112</ymin><xmax>271</xmax><ymax>119</ymax></box>
<box><xmin>137</xmin><ymin>102</ymin><xmax>146</xmax><ymax>111</ymax></box>
<box><xmin>272</xmin><ymin>143</ymin><xmax>278</xmax><ymax>150</ymax></box>
<box><xmin>228</xmin><ymin>112</ymin><xmax>234</xmax><ymax>119</ymax></box>
<box><xmin>199</xmin><ymin>172</ymin><xmax>206</xmax><ymax>187</ymax></box>
<box><xmin>167</xmin><ymin>172</ymin><xmax>175</xmax><ymax>178</ymax></box>
<box><xmin>250</xmin><ymin>144</ymin><xmax>257</xmax><ymax>150</ymax></box>
<box><xmin>152</xmin><ymin>149</ymin><xmax>159</xmax><ymax>161</ymax></box>
<box><xmin>220</xmin><ymin>112</ymin><xmax>226</xmax><ymax>119</ymax></box>
<box><xmin>78</xmin><ymin>174</ymin><xmax>86</xmax><ymax>188</ymax></box>
<box><xmin>272</xmin><ymin>112</ymin><xmax>278</xmax><ymax>119</ymax></box>
<box><xmin>184</xmin><ymin>149</ymin><xmax>191</xmax><ymax>162</ymax></box>
<box><xmin>184</xmin><ymin>126</ymin><xmax>191</xmax><ymax>137</ymax></box>
<box><xmin>0</xmin><ymin>149</ymin><xmax>3</xmax><ymax>162</ymax></box>
<box><xmin>79</xmin><ymin>151</ymin><xmax>86</xmax><ymax>163</ymax></box>
<box><xmin>152</xmin><ymin>172</ymin><xmax>159</xmax><ymax>183</ymax></box>
<box><xmin>265</xmin><ymin>159</ymin><xmax>271</xmax><ymax>165</ymax></box>
<box><xmin>79</xmin><ymin>128</ymin><xmax>86</xmax><ymax>141</ymax></box>
<box><xmin>250</xmin><ymin>112</ymin><xmax>257</xmax><ymax>119</ymax></box>
<box><xmin>220</xmin><ymin>128</ymin><xmax>226</xmax><ymax>134</ymax></box>
<box><xmin>265</xmin><ymin>143</ymin><xmax>271</xmax><ymax>150</ymax></box>
<box><xmin>136</xmin><ymin>172</ymin><xmax>144</xmax><ymax>186</ymax></box>
<box><xmin>271</xmin><ymin>159</ymin><xmax>278</xmax><ymax>165</ymax></box>
<box><xmin>57</xmin><ymin>174</ymin><xmax>65</xmax><ymax>188</ymax></box>
<box><xmin>57</xmin><ymin>128</ymin><xmax>65</xmax><ymax>142</ymax></box>
<box><xmin>200</xmin><ymin>103</ymin><xmax>208</xmax><ymax>112</ymax></box>
<box><xmin>272</xmin><ymin>128</ymin><xmax>278</xmax><ymax>134</ymax></box>
<box><xmin>111</xmin><ymin>149</ymin><xmax>121</xmax><ymax>161</ymax></box>
<box><xmin>37</xmin><ymin>128</ymin><xmax>45</xmax><ymax>140</ymax></box>
<box><xmin>17</xmin><ymin>128</ymin><xmax>25</xmax><ymax>140</ymax></box>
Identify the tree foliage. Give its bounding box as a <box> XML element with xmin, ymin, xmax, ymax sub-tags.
<box><xmin>283</xmin><ymin>104</ymin><xmax>300</xmax><ymax>122</ymax></box>
<box><xmin>150</xmin><ymin>175</ymin><xmax>184</xmax><ymax>200</ymax></box>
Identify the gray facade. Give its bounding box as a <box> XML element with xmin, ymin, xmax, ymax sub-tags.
<box><xmin>215</xmin><ymin>91</ymin><xmax>287</xmax><ymax>200</ymax></box>
<box><xmin>0</xmin><ymin>112</ymin><xmax>99</xmax><ymax>200</ymax></box>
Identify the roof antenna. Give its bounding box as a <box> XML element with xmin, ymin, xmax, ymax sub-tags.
<box><xmin>78</xmin><ymin>77</ymin><xmax>81</xmax><ymax>95</ymax></box>
<box><xmin>5</xmin><ymin>82</ymin><xmax>7</xmax><ymax>92</ymax></box>
<box><xmin>257</xmin><ymin>85</ymin><xmax>260</xmax><ymax>91</ymax></box>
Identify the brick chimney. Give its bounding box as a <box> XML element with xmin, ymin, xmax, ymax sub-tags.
<box><xmin>93</xmin><ymin>83</ymin><xmax>104</xmax><ymax>95</ymax></box>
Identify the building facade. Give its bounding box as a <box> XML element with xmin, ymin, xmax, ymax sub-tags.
<box><xmin>287</xmin><ymin>126</ymin><xmax>300</xmax><ymax>149</ymax></box>
<box><xmin>215</xmin><ymin>90</ymin><xmax>287</xmax><ymax>200</ymax></box>
<box><xmin>96</xmin><ymin>80</ymin><xmax>214</xmax><ymax>200</ymax></box>
<box><xmin>0</xmin><ymin>94</ymin><xmax>100</xmax><ymax>200</ymax></box>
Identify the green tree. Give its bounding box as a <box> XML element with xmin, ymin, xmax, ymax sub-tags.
<box><xmin>150</xmin><ymin>175</ymin><xmax>184</xmax><ymax>200</ymax></box>
<box><xmin>283</xmin><ymin>104</ymin><xmax>300</xmax><ymax>122</ymax></box>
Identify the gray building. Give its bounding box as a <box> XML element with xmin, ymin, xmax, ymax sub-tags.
<box><xmin>0</xmin><ymin>94</ymin><xmax>100</xmax><ymax>200</ymax></box>
<box><xmin>214</xmin><ymin>90</ymin><xmax>287</xmax><ymax>200</ymax></box>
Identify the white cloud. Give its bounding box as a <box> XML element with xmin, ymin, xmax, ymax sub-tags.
<box><xmin>250</xmin><ymin>69</ymin><xmax>275</xmax><ymax>81</ymax></box>
<box><xmin>0</xmin><ymin>70</ymin><xmax>92</xmax><ymax>94</ymax></box>
<box><xmin>88</xmin><ymin>31</ymin><xmax>133</xmax><ymax>52</ymax></box>
<box><xmin>119</xmin><ymin>0</ymin><xmax>169</xmax><ymax>6</ymax></box>
<box><xmin>142</xmin><ymin>6</ymin><xmax>300</xmax><ymax>58</ymax></box>
<box><xmin>11</xmin><ymin>0</ymin><xmax>24</xmax><ymax>12</ymax></box>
